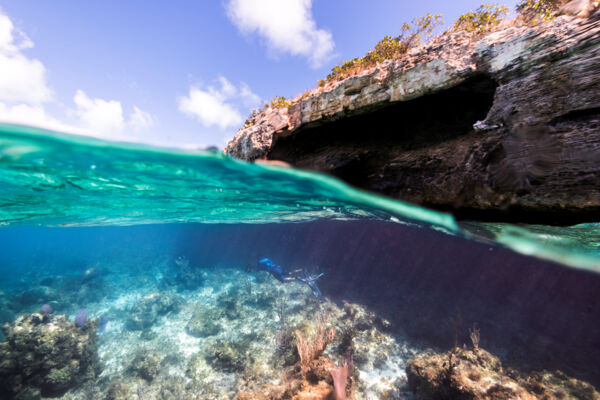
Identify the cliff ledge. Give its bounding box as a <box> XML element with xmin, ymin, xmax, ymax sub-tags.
<box><xmin>227</xmin><ymin>8</ymin><xmax>600</xmax><ymax>224</ymax></box>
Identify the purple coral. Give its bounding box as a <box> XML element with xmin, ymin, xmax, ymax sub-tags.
<box><xmin>40</xmin><ymin>304</ymin><xmax>53</xmax><ymax>315</ymax></box>
<box><xmin>74</xmin><ymin>308</ymin><xmax>88</xmax><ymax>327</ymax></box>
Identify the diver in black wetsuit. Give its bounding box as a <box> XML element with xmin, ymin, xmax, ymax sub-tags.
<box><xmin>247</xmin><ymin>257</ymin><xmax>324</xmax><ymax>298</ymax></box>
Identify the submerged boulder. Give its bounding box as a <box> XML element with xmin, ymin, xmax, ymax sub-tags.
<box><xmin>186</xmin><ymin>306</ymin><xmax>222</xmax><ymax>337</ymax></box>
<box><xmin>126</xmin><ymin>292</ymin><xmax>182</xmax><ymax>331</ymax></box>
<box><xmin>174</xmin><ymin>257</ymin><xmax>204</xmax><ymax>291</ymax></box>
<box><xmin>0</xmin><ymin>313</ymin><xmax>99</xmax><ymax>399</ymax></box>
<box><xmin>105</xmin><ymin>379</ymin><xmax>129</xmax><ymax>400</ymax></box>
<box><xmin>406</xmin><ymin>347</ymin><xmax>600</xmax><ymax>400</ymax></box>
<box><xmin>127</xmin><ymin>348</ymin><xmax>161</xmax><ymax>381</ymax></box>
<box><xmin>205</xmin><ymin>339</ymin><xmax>252</xmax><ymax>373</ymax></box>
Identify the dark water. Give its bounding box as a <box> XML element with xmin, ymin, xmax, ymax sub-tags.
<box><xmin>1</xmin><ymin>124</ymin><xmax>599</xmax><ymax>399</ymax></box>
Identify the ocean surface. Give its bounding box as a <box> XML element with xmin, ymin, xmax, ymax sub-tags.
<box><xmin>0</xmin><ymin>123</ymin><xmax>599</xmax><ymax>399</ymax></box>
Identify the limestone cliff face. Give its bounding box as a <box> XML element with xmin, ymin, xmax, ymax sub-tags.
<box><xmin>226</xmin><ymin>10</ymin><xmax>600</xmax><ymax>224</ymax></box>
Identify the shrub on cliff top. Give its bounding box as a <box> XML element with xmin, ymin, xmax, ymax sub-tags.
<box><xmin>325</xmin><ymin>13</ymin><xmax>444</xmax><ymax>82</ymax></box>
<box><xmin>452</xmin><ymin>4</ymin><xmax>509</xmax><ymax>35</ymax></box>
<box><xmin>241</xmin><ymin>96</ymin><xmax>293</xmax><ymax>128</ymax></box>
<box><xmin>516</xmin><ymin>0</ymin><xmax>562</xmax><ymax>24</ymax></box>
<box><xmin>269</xmin><ymin>96</ymin><xmax>294</xmax><ymax>109</ymax></box>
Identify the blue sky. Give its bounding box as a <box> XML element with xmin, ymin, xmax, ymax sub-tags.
<box><xmin>0</xmin><ymin>1</ymin><xmax>518</xmax><ymax>148</ymax></box>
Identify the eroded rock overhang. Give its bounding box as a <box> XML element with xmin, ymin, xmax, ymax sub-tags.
<box><xmin>226</xmin><ymin>11</ymin><xmax>600</xmax><ymax>224</ymax></box>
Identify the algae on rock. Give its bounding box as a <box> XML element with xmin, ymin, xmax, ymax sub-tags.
<box><xmin>406</xmin><ymin>347</ymin><xmax>600</xmax><ymax>400</ymax></box>
<box><xmin>125</xmin><ymin>292</ymin><xmax>182</xmax><ymax>331</ymax></box>
<box><xmin>0</xmin><ymin>313</ymin><xmax>99</xmax><ymax>399</ymax></box>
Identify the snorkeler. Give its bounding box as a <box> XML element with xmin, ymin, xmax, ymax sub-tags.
<box><xmin>247</xmin><ymin>258</ymin><xmax>324</xmax><ymax>298</ymax></box>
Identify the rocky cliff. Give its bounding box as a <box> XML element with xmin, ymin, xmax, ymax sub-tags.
<box><xmin>226</xmin><ymin>8</ymin><xmax>600</xmax><ymax>224</ymax></box>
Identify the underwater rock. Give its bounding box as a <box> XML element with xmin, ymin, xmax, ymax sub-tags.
<box><xmin>127</xmin><ymin>349</ymin><xmax>161</xmax><ymax>381</ymax></box>
<box><xmin>155</xmin><ymin>377</ymin><xmax>189</xmax><ymax>400</ymax></box>
<box><xmin>0</xmin><ymin>291</ymin><xmax>17</xmax><ymax>332</ymax></box>
<box><xmin>216</xmin><ymin>291</ymin><xmax>242</xmax><ymax>320</ymax></box>
<box><xmin>175</xmin><ymin>268</ymin><xmax>203</xmax><ymax>290</ymax></box>
<box><xmin>275</xmin><ymin>324</ymin><xmax>300</xmax><ymax>366</ymax></box>
<box><xmin>6</xmin><ymin>268</ymin><xmax>108</xmax><ymax>318</ymax></box>
<box><xmin>205</xmin><ymin>339</ymin><xmax>251</xmax><ymax>373</ymax></box>
<box><xmin>185</xmin><ymin>353</ymin><xmax>210</xmax><ymax>382</ymax></box>
<box><xmin>79</xmin><ymin>267</ymin><xmax>100</xmax><ymax>283</ymax></box>
<box><xmin>226</xmin><ymin>10</ymin><xmax>600</xmax><ymax>224</ymax></box>
<box><xmin>245</xmin><ymin>287</ymin><xmax>278</xmax><ymax>310</ymax></box>
<box><xmin>237</xmin><ymin>353</ymin><xmax>338</xmax><ymax>400</ymax></box>
<box><xmin>521</xmin><ymin>370</ymin><xmax>600</xmax><ymax>400</ymax></box>
<box><xmin>174</xmin><ymin>256</ymin><xmax>204</xmax><ymax>291</ymax></box>
<box><xmin>59</xmin><ymin>267</ymin><xmax>109</xmax><ymax>306</ymax></box>
<box><xmin>406</xmin><ymin>347</ymin><xmax>600</xmax><ymax>400</ymax></box>
<box><xmin>238</xmin><ymin>312</ymin><xmax>347</xmax><ymax>400</ymax></box>
<box><xmin>105</xmin><ymin>379</ymin><xmax>129</xmax><ymax>400</ymax></box>
<box><xmin>125</xmin><ymin>292</ymin><xmax>182</xmax><ymax>331</ymax></box>
<box><xmin>341</xmin><ymin>300</ymin><xmax>389</xmax><ymax>332</ymax></box>
<box><xmin>407</xmin><ymin>347</ymin><xmax>532</xmax><ymax>399</ymax></box>
<box><xmin>0</xmin><ymin>313</ymin><xmax>99</xmax><ymax>399</ymax></box>
<box><xmin>185</xmin><ymin>306</ymin><xmax>222</xmax><ymax>337</ymax></box>
<box><xmin>11</xmin><ymin>286</ymin><xmax>60</xmax><ymax>310</ymax></box>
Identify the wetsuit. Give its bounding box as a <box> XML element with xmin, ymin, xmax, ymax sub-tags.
<box><xmin>254</xmin><ymin>257</ymin><xmax>323</xmax><ymax>297</ymax></box>
<box><xmin>257</xmin><ymin>257</ymin><xmax>293</xmax><ymax>282</ymax></box>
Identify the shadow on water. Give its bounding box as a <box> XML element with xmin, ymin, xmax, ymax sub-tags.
<box><xmin>0</xmin><ymin>220</ymin><xmax>598</xmax><ymax>388</ymax></box>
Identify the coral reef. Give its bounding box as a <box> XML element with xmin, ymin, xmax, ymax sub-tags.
<box><xmin>205</xmin><ymin>338</ymin><xmax>252</xmax><ymax>373</ymax></box>
<box><xmin>235</xmin><ymin>308</ymin><xmax>395</xmax><ymax>400</ymax></box>
<box><xmin>2</xmin><ymin>258</ymin><xmax>596</xmax><ymax>400</ymax></box>
<box><xmin>406</xmin><ymin>347</ymin><xmax>600</xmax><ymax>400</ymax></box>
<box><xmin>0</xmin><ymin>265</ymin><xmax>110</xmax><ymax>330</ymax></box>
<box><xmin>296</xmin><ymin>313</ymin><xmax>336</xmax><ymax>374</ymax></box>
<box><xmin>185</xmin><ymin>305</ymin><xmax>222</xmax><ymax>337</ymax></box>
<box><xmin>173</xmin><ymin>256</ymin><xmax>204</xmax><ymax>291</ymax></box>
<box><xmin>0</xmin><ymin>290</ymin><xmax>17</xmax><ymax>335</ymax></box>
<box><xmin>0</xmin><ymin>313</ymin><xmax>99</xmax><ymax>399</ymax></box>
<box><xmin>127</xmin><ymin>348</ymin><xmax>161</xmax><ymax>381</ymax></box>
<box><xmin>40</xmin><ymin>304</ymin><xmax>53</xmax><ymax>315</ymax></box>
<box><xmin>105</xmin><ymin>379</ymin><xmax>129</xmax><ymax>400</ymax></box>
<box><xmin>74</xmin><ymin>308</ymin><xmax>88</xmax><ymax>327</ymax></box>
<box><xmin>92</xmin><ymin>267</ymin><xmax>416</xmax><ymax>399</ymax></box>
<box><xmin>125</xmin><ymin>292</ymin><xmax>182</xmax><ymax>331</ymax></box>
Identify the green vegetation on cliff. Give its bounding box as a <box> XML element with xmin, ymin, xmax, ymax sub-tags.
<box><xmin>247</xmin><ymin>0</ymin><xmax>590</xmax><ymax>120</ymax></box>
<box><xmin>322</xmin><ymin>13</ymin><xmax>444</xmax><ymax>84</ymax></box>
<box><xmin>517</xmin><ymin>0</ymin><xmax>563</xmax><ymax>23</ymax></box>
<box><xmin>452</xmin><ymin>3</ymin><xmax>509</xmax><ymax>34</ymax></box>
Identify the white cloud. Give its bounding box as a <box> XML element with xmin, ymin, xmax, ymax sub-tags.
<box><xmin>178</xmin><ymin>76</ymin><xmax>261</xmax><ymax>130</ymax></box>
<box><xmin>129</xmin><ymin>106</ymin><xmax>155</xmax><ymax>131</ymax></box>
<box><xmin>179</xmin><ymin>88</ymin><xmax>243</xmax><ymax>130</ymax></box>
<box><xmin>0</xmin><ymin>13</ymin><xmax>52</xmax><ymax>104</ymax></box>
<box><xmin>0</xmin><ymin>102</ymin><xmax>76</xmax><ymax>133</ymax></box>
<box><xmin>73</xmin><ymin>90</ymin><xmax>125</xmax><ymax>135</ymax></box>
<box><xmin>0</xmin><ymin>90</ymin><xmax>155</xmax><ymax>141</ymax></box>
<box><xmin>71</xmin><ymin>90</ymin><xmax>156</xmax><ymax>139</ymax></box>
<box><xmin>218</xmin><ymin>76</ymin><xmax>238</xmax><ymax>98</ymax></box>
<box><xmin>239</xmin><ymin>83</ymin><xmax>261</xmax><ymax>108</ymax></box>
<box><xmin>226</xmin><ymin>0</ymin><xmax>334</xmax><ymax>68</ymax></box>
<box><xmin>0</xmin><ymin>13</ymin><xmax>33</xmax><ymax>54</ymax></box>
<box><xmin>0</xmin><ymin>10</ymin><xmax>156</xmax><ymax>142</ymax></box>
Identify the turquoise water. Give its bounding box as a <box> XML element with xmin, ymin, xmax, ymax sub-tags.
<box><xmin>1</xmin><ymin>123</ymin><xmax>600</xmax><ymax>399</ymax></box>
<box><xmin>1</xmin><ymin>123</ymin><xmax>598</xmax><ymax>271</ymax></box>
